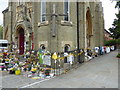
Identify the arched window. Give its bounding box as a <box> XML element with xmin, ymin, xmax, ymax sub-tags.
<box><xmin>64</xmin><ymin>44</ymin><xmax>70</xmax><ymax>52</ymax></box>
<box><xmin>40</xmin><ymin>44</ymin><xmax>45</xmax><ymax>50</ymax></box>
<box><xmin>64</xmin><ymin>44</ymin><xmax>70</xmax><ymax>63</ymax></box>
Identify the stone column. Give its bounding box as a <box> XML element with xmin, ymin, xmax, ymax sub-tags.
<box><xmin>50</xmin><ymin>2</ymin><xmax>59</xmax><ymax>53</ymax></box>
<box><xmin>8</xmin><ymin>2</ymin><xmax>13</xmax><ymax>52</ymax></box>
<box><xmin>33</xmin><ymin>2</ymin><xmax>39</xmax><ymax>50</ymax></box>
<box><xmin>89</xmin><ymin>2</ymin><xmax>96</xmax><ymax>49</ymax></box>
<box><xmin>79</xmin><ymin>2</ymin><xmax>86</xmax><ymax>62</ymax></box>
<box><xmin>79</xmin><ymin>2</ymin><xmax>86</xmax><ymax>49</ymax></box>
<box><xmin>94</xmin><ymin>3</ymin><xmax>100</xmax><ymax>47</ymax></box>
<box><xmin>99</xmin><ymin>3</ymin><xmax>104</xmax><ymax>46</ymax></box>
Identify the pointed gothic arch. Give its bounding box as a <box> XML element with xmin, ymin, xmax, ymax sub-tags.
<box><xmin>86</xmin><ymin>7</ymin><xmax>93</xmax><ymax>48</ymax></box>
<box><xmin>16</xmin><ymin>25</ymin><xmax>25</xmax><ymax>55</ymax></box>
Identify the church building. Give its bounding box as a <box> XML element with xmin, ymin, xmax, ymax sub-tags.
<box><xmin>2</xmin><ymin>0</ymin><xmax>104</xmax><ymax>57</ymax></box>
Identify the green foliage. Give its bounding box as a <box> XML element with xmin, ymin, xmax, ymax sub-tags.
<box><xmin>109</xmin><ymin>1</ymin><xmax>120</xmax><ymax>39</ymax></box>
<box><xmin>116</xmin><ymin>39</ymin><xmax>120</xmax><ymax>44</ymax></box>
<box><xmin>115</xmin><ymin>1</ymin><xmax>120</xmax><ymax>9</ymax></box>
<box><xmin>0</xmin><ymin>25</ymin><xmax>3</xmax><ymax>39</ymax></box>
<box><xmin>109</xmin><ymin>11</ymin><xmax>120</xmax><ymax>39</ymax></box>
<box><xmin>104</xmin><ymin>39</ymin><xmax>117</xmax><ymax>46</ymax></box>
<box><xmin>116</xmin><ymin>53</ymin><xmax>120</xmax><ymax>58</ymax></box>
<box><xmin>104</xmin><ymin>39</ymin><xmax>120</xmax><ymax>46</ymax></box>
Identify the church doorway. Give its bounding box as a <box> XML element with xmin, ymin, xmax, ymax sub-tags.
<box><xmin>17</xmin><ymin>27</ymin><xmax>25</xmax><ymax>55</ymax></box>
<box><xmin>86</xmin><ymin>7</ymin><xmax>93</xmax><ymax>48</ymax></box>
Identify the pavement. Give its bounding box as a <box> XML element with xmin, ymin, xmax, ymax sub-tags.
<box><xmin>1</xmin><ymin>50</ymin><xmax>119</xmax><ymax>88</ymax></box>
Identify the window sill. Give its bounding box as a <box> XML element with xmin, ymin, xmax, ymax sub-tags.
<box><xmin>61</xmin><ymin>20</ymin><xmax>73</xmax><ymax>26</ymax></box>
<box><xmin>38</xmin><ymin>21</ymin><xmax>49</xmax><ymax>27</ymax></box>
<box><xmin>17</xmin><ymin>20</ymin><xmax>24</xmax><ymax>23</ymax></box>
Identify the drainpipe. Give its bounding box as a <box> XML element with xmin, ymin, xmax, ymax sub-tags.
<box><xmin>76</xmin><ymin>1</ymin><xmax>80</xmax><ymax>63</ymax></box>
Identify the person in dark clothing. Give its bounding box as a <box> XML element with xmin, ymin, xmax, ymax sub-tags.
<box><xmin>5</xmin><ymin>62</ymin><xmax>9</xmax><ymax>71</ymax></box>
<box><xmin>28</xmin><ymin>63</ymin><xmax>32</xmax><ymax>71</ymax></box>
<box><xmin>2</xmin><ymin>59</ymin><xmax>5</xmax><ymax>63</ymax></box>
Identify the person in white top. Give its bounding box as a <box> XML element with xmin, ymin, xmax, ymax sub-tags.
<box><xmin>68</xmin><ymin>53</ymin><xmax>74</xmax><ymax>64</ymax></box>
<box><xmin>64</xmin><ymin>52</ymin><xmax>68</xmax><ymax>63</ymax></box>
<box><xmin>102</xmin><ymin>46</ymin><xmax>104</xmax><ymax>54</ymax></box>
<box><xmin>94</xmin><ymin>47</ymin><xmax>99</xmax><ymax>57</ymax></box>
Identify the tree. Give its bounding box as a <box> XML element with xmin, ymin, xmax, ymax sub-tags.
<box><xmin>104</xmin><ymin>39</ymin><xmax>120</xmax><ymax>46</ymax></box>
<box><xmin>104</xmin><ymin>39</ymin><xmax>117</xmax><ymax>46</ymax></box>
<box><xmin>0</xmin><ymin>25</ymin><xmax>3</xmax><ymax>39</ymax></box>
<box><xmin>115</xmin><ymin>0</ymin><xmax>120</xmax><ymax>8</ymax></box>
<box><xmin>109</xmin><ymin>1</ymin><xmax>120</xmax><ymax>39</ymax></box>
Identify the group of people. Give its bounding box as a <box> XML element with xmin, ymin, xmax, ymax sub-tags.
<box><xmin>85</xmin><ymin>45</ymin><xmax>116</xmax><ymax>61</ymax></box>
<box><xmin>94</xmin><ymin>45</ymin><xmax>115</xmax><ymax>56</ymax></box>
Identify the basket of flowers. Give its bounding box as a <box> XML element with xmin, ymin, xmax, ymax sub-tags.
<box><xmin>31</xmin><ymin>68</ymin><xmax>37</xmax><ymax>74</ymax></box>
<box><xmin>15</xmin><ymin>68</ymin><xmax>21</xmax><ymax>75</ymax></box>
<box><xmin>0</xmin><ymin>63</ymin><xmax>5</xmax><ymax>68</ymax></box>
<box><xmin>9</xmin><ymin>68</ymin><xmax>15</xmax><ymax>74</ymax></box>
<box><xmin>5</xmin><ymin>59</ymin><xmax>10</xmax><ymax>61</ymax></box>
<box><xmin>31</xmin><ymin>68</ymin><xmax>37</xmax><ymax>72</ymax></box>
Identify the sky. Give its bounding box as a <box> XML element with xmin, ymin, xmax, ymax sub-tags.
<box><xmin>100</xmin><ymin>0</ymin><xmax>118</xmax><ymax>30</ymax></box>
<box><xmin>0</xmin><ymin>0</ymin><xmax>118</xmax><ymax>30</ymax></box>
<box><xmin>0</xmin><ymin>0</ymin><xmax>8</xmax><ymax>25</ymax></box>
